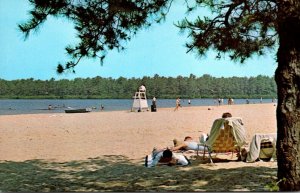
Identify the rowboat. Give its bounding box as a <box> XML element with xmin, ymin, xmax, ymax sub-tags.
<box><xmin>65</xmin><ymin>108</ymin><xmax>92</xmax><ymax>113</ymax></box>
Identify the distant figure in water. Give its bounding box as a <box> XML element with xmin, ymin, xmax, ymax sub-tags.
<box><xmin>48</xmin><ymin>105</ymin><xmax>52</xmax><ymax>110</ymax></box>
<box><xmin>100</xmin><ymin>104</ymin><xmax>104</xmax><ymax>111</ymax></box>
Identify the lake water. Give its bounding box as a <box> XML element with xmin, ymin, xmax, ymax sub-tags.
<box><xmin>0</xmin><ymin>98</ymin><xmax>275</xmax><ymax>115</ymax></box>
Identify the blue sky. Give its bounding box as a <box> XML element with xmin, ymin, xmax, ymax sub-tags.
<box><xmin>0</xmin><ymin>0</ymin><xmax>278</xmax><ymax>80</ymax></box>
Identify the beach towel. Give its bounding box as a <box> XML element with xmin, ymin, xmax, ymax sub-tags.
<box><xmin>246</xmin><ymin>133</ymin><xmax>277</xmax><ymax>162</ymax></box>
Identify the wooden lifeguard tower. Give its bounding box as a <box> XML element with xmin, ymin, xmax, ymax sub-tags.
<box><xmin>132</xmin><ymin>85</ymin><xmax>149</xmax><ymax>112</ymax></box>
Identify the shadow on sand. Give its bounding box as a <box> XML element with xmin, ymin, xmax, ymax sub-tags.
<box><xmin>0</xmin><ymin>155</ymin><xmax>276</xmax><ymax>191</ymax></box>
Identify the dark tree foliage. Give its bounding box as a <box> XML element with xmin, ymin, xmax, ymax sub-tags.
<box><xmin>176</xmin><ymin>0</ymin><xmax>277</xmax><ymax>63</ymax></box>
<box><xmin>19</xmin><ymin>0</ymin><xmax>171</xmax><ymax>73</ymax></box>
<box><xmin>19</xmin><ymin>0</ymin><xmax>300</xmax><ymax>190</ymax></box>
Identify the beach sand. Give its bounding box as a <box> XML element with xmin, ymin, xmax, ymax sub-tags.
<box><xmin>0</xmin><ymin>103</ymin><xmax>278</xmax><ymax>191</ymax></box>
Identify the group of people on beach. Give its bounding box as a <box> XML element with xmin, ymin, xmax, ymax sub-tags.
<box><xmin>216</xmin><ymin>98</ymin><xmax>234</xmax><ymax>105</ymax></box>
<box><xmin>145</xmin><ymin>112</ymin><xmax>232</xmax><ymax>167</ymax></box>
<box><xmin>145</xmin><ymin>112</ymin><xmax>276</xmax><ymax>167</ymax></box>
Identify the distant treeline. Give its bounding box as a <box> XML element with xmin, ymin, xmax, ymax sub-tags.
<box><xmin>0</xmin><ymin>74</ymin><xmax>277</xmax><ymax>99</ymax></box>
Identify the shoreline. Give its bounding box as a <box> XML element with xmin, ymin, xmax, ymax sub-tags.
<box><xmin>0</xmin><ymin>98</ymin><xmax>276</xmax><ymax>116</ymax></box>
<box><xmin>0</xmin><ymin>102</ymin><xmax>276</xmax><ymax>116</ymax></box>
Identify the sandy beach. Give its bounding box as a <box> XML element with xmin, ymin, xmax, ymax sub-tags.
<box><xmin>0</xmin><ymin>103</ymin><xmax>278</xmax><ymax>191</ymax></box>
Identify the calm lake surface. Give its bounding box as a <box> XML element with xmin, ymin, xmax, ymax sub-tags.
<box><xmin>0</xmin><ymin>98</ymin><xmax>275</xmax><ymax>115</ymax></box>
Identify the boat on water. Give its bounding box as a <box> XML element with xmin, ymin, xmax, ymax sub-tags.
<box><xmin>65</xmin><ymin>108</ymin><xmax>92</xmax><ymax>113</ymax></box>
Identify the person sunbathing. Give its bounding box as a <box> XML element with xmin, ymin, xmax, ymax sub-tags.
<box><xmin>171</xmin><ymin>136</ymin><xmax>208</xmax><ymax>152</ymax></box>
<box><xmin>145</xmin><ymin>148</ymin><xmax>190</xmax><ymax>167</ymax></box>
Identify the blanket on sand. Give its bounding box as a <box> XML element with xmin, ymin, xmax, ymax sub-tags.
<box><xmin>246</xmin><ymin>133</ymin><xmax>277</xmax><ymax>162</ymax></box>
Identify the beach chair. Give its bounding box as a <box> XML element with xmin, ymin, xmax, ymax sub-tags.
<box><xmin>200</xmin><ymin>117</ymin><xmax>247</xmax><ymax>163</ymax></box>
<box><xmin>259</xmin><ymin>139</ymin><xmax>275</xmax><ymax>161</ymax></box>
<box><xmin>244</xmin><ymin>133</ymin><xmax>277</xmax><ymax>162</ymax></box>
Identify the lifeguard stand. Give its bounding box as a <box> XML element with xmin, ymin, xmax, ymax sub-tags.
<box><xmin>132</xmin><ymin>90</ymin><xmax>149</xmax><ymax>112</ymax></box>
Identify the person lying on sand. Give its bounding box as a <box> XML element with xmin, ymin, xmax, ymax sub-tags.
<box><xmin>171</xmin><ymin>136</ymin><xmax>209</xmax><ymax>152</ymax></box>
<box><xmin>145</xmin><ymin>148</ymin><xmax>190</xmax><ymax>167</ymax></box>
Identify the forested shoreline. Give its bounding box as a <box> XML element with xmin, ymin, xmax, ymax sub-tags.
<box><xmin>0</xmin><ymin>74</ymin><xmax>276</xmax><ymax>99</ymax></box>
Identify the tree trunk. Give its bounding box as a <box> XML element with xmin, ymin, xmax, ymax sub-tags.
<box><xmin>275</xmin><ymin>0</ymin><xmax>300</xmax><ymax>191</ymax></box>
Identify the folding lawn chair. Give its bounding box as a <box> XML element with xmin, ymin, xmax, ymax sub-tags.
<box><xmin>200</xmin><ymin>117</ymin><xmax>247</xmax><ymax>163</ymax></box>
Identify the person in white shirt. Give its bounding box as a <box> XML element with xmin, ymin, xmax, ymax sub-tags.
<box><xmin>152</xmin><ymin>96</ymin><xmax>156</xmax><ymax>105</ymax></box>
<box><xmin>145</xmin><ymin>148</ymin><xmax>190</xmax><ymax>167</ymax></box>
